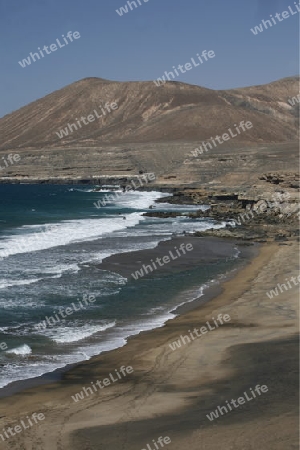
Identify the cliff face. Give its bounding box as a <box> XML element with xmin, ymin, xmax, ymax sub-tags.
<box><xmin>0</xmin><ymin>76</ymin><xmax>298</xmax><ymax>151</ymax></box>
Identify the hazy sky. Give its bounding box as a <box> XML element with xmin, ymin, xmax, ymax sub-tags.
<box><xmin>0</xmin><ymin>0</ymin><xmax>299</xmax><ymax>117</ymax></box>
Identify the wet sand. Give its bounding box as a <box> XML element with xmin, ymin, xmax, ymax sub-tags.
<box><xmin>98</xmin><ymin>236</ymin><xmax>253</xmax><ymax>278</ymax></box>
<box><xmin>0</xmin><ymin>240</ymin><xmax>298</xmax><ymax>450</ymax></box>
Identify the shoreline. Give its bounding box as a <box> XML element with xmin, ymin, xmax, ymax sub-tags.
<box><xmin>0</xmin><ymin>240</ymin><xmax>298</xmax><ymax>450</ymax></box>
<box><xmin>0</xmin><ymin>236</ymin><xmax>258</xmax><ymax>398</ymax></box>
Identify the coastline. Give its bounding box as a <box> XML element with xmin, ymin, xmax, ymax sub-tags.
<box><xmin>0</xmin><ymin>236</ymin><xmax>258</xmax><ymax>398</ymax></box>
<box><xmin>98</xmin><ymin>236</ymin><xmax>259</xmax><ymax>316</ymax></box>
<box><xmin>0</xmin><ymin>239</ymin><xmax>298</xmax><ymax>449</ymax></box>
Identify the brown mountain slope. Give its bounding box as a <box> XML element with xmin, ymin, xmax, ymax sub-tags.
<box><xmin>0</xmin><ymin>76</ymin><xmax>298</xmax><ymax>151</ymax></box>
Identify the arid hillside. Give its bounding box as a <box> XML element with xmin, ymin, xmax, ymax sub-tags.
<box><xmin>0</xmin><ymin>76</ymin><xmax>298</xmax><ymax>185</ymax></box>
<box><xmin>0</xmin><ymin>76</ymin><xmax>298</xmax><ymax>151</ymax></box>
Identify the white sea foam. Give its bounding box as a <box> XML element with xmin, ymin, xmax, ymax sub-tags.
<box><xmin>0</xmin><ymin>278</ymin><xmax>42</xmax><ymax>289</ymax></box>
<box><xmin>6</xmin><ymin>344</ymin><xmax>32</xmax><ymax>356</ymax></box>
<box><xmin>0</xmin><ymin>212</ymin><xmax>144</xmax><ymax>259</ymax></box>
<box><xmin>46</xmin><ymin>321</ymin><xmax>116</xmax><ymax>344</ymax></box>
<box><xmin>39</xmin><ymin>263</ymin><xmax>81</xmax><ymax>277</ymax></box>
<box><xmin>172</xmin><ymin>284</ymin><xmax>209</xmax><ymax>311</ymax></box>
<box><xmin>0</xmin><ymin>354</ymin><xmax>79</xmax><ymax>388</ymax></box>
<box><xmin>96</xmin><ymin>189</ymin><xmax>123</xmax><ymax>193</ymax></box>
<box><xmin>70</xmin><ymin>188</ymin><xmax>99</xmax><ymax>193</ymax></box>
<box><xmin>0</xmin><ymin>263</ymin><xmax>80</xmax><ymax>290</ymax></box>
<box><xmin>107</xmin><ymin>191</ymin><xmax>169</xmax><ymax>209</ymax></box>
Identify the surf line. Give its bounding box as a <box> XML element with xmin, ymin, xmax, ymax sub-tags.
<box><xmin>35</xmin><ymin>293</ymin><xmax>96</xmax><ymax>331</ymax></box>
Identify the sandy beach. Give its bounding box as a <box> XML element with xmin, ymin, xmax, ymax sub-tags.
<box><xmin>0</xmin><ymin>3</ymin><xmax>298</xmax><ymax>447</ymax></box>
<box><xmin>0</xmin><ymin>238</ymin><xmax>298</xmax><ymax>450</ymax></box>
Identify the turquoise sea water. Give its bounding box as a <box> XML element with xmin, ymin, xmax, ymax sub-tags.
<box><xmin>0</xmin><ymin>184</ymin><xmax>237</xmax><ymax>388</ymax></box>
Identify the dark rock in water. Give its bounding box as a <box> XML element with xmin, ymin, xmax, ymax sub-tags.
<box><xmin>143</xmin><ymin>211</ymin><xmax>183</xmax><ymax>218</ymax></box>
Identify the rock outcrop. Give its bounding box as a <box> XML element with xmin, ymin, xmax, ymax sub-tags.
<box><xmin>144</xmin><ymin>171</ymin><xmax>299</xmax><ymax>241</ymax></box>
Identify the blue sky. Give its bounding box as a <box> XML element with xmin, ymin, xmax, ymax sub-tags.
<box><xmin>0</xmin><ymin>0</ymin><xmax>299</xmax><ymax>117</ymax></box>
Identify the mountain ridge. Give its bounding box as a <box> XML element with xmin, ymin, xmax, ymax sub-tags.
<box><xmin>0</xmin><ymin>76</ymin><xmax>298</xmax><ymax>151</ymax></box>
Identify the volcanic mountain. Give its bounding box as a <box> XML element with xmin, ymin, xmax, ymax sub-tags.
<box><xmin>0</xmin><ymin>76</ymin><xmax>298</xmax><ymax>184</ymax></box>
<box><xmin>0</xmin><ymin>76</ymin><xmax>298</xmax><ymax>151</ymax></box>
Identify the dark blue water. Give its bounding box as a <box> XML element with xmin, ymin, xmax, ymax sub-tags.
<box><xmin>0</xmin><ymin>184</ymin><xmax>235</xmax><ymax>388</ymax></box>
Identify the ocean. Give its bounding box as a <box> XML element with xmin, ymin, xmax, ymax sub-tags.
<box><xmin>0</xmin><ymin>184</ymin><xmax>238</xmax><ymax>389</ymax></box>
